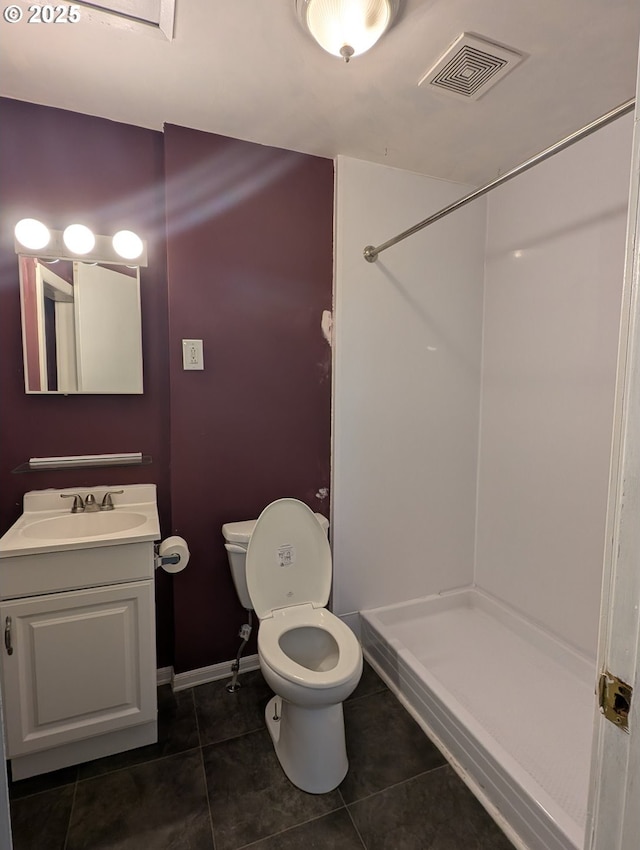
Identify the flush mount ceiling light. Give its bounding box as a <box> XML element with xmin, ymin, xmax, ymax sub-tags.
<box><xmin>296</xmin><ymin>0</ymin><xmax>399</xmax><ymax>63</ymax></box>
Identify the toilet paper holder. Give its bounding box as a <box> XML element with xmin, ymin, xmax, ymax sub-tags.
<box><xmin>154</xmin><ymin>536</ymin><xmax>190</xmax><ymax>573</ymax></box>
<box><xmin>154</xmin><ymin>547</ymin><xmax>180</xmax><ymax>569</ymax></box>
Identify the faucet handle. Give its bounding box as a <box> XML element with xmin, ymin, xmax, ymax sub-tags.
<box><xmin>100</xmin><ymin>490</ymin><xmax>124</xmax><ymax>511</ymax></box>
<box><xmin>60</xmin><ymin>493</ymin><xmax>85</xmax><ymax>513</ymax></box>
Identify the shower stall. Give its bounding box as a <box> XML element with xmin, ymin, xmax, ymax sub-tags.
<box><xmin>332</xmin><ymin>102</ymin><xmax>637</xmax><ymax>850</ymax></box>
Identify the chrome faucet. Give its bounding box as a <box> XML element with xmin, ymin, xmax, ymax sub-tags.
<box><xmin>60</xmin><ymin>493</ymin><xmax>85</xmax><ymax>513</ymax></box>
<box><xmin>61</xmin><ymin>489</ymin><xmax>124</xmax><ymax>513</ymax></box>
<box><xmin>84</xmin><ymin>494</ymin><xmax>99</xmax><ymax>512</ymax></box>
<box><xmin>100</xmin><ymin>490</ymin><xmax>124</xmax><ymax>511</ymax></box>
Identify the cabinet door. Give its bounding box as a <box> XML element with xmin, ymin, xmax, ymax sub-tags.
<box><xmin>1</xmin><ymin>581</ymin><xmax>156</xmax><ymax>758</ymax></box>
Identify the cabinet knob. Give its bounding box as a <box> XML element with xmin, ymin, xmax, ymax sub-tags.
<box><xmin>4</xmin><ymin>616</ymin><xmax>13</xmax><ymax>655</ymax></box>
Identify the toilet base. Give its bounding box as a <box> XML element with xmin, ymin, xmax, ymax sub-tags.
<box><xmin>265</xmin><ymin>695</ymin><xmax>348</xmax><ymax>794</ymax></box>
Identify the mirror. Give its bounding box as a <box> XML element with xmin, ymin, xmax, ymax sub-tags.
<box><xmin>19</xmin><ymin>256</ymin><xmax>143</xmax><ymax>394</ymax></box>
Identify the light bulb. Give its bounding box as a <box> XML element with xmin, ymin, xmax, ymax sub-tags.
<box><xmin>112</xmin><ymin>230</ymin><xmax>143</xmax><ymax>260</ymax></box>
<box><xmin>63</xmin><ymin>224</ymin><xmax>95</xmax><ymax>255</ymax></box>
<box><xmin>15</xmin><ymin>218</ymin><xmax>50</xmax><ymax>250</ymax></box>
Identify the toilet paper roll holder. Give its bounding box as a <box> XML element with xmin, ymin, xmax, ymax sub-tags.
<box><xmin>154</xmin><ymin>543</ymin><xmax>181</xmax><ymax>570</ymax></box>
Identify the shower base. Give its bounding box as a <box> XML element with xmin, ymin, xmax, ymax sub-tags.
<box><xmin>360</xmin><ymin>587</ymin><xmax>595</xmax><ymax>850</ymax></box>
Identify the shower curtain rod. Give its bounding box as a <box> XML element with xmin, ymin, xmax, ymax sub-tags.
<box><xmin>363</xmin><ymin>97</ymin><xmax>636</xmax><ymax>263</ymax></box>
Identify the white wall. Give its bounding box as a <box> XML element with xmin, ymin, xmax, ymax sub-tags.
<box><xmin>475</xmin><ymin>114</ymin><xmax>634</xmax><ymax>657</ymax></box>
<box><xmin>332</xmin><ymin>157</ymin><xmax>486</xmax><ymax>615</ymax></box>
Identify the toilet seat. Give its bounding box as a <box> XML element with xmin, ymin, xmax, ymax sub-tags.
<box><xmin>258</xmin><ymin>605</ymin><xmax>361</xmax><ymax>690</ymax></box>
<box><xmin>246</xmin><ymin>498</ymin><xmax>332</xmax><ymax>620</ymax></box>
<box><xmin>247</xmin><ymin>498</ymin><xmax>361</xmax><ymax>693</ymax></box>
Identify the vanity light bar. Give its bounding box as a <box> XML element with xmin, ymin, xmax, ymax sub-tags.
<box><xmin>14</xmin><ymin>220</ymin><xmax>148</xmax><ymax>267</ymax></box>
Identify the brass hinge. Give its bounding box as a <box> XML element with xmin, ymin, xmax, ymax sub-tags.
<box><xmin>598</xmin><ymin>671</ymin><xmax>632</xmax><ymax>732</ymax></box>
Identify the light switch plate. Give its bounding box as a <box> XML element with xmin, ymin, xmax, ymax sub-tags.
<box><xmin>182</xmin><ymin>339</ymin><xmax>204</xmax><ymax>370</ymax></box>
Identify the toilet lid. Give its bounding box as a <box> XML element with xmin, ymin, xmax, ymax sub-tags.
<box><xmin>246</xmin><ymin>498</ymin><xmax>332</xmax><ymax>619</ymax></box>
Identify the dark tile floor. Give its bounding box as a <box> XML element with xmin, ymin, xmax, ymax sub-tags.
<box><xmin>8</xmin><ymin>662</ymin><xmax>515</xmax><ymax>850</ymax></box>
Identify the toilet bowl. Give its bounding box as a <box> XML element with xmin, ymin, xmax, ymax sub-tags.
<box><xmin>242</xmin><ymin>498</ymin><xmax>362</xmax><ymax>794</ymax></box>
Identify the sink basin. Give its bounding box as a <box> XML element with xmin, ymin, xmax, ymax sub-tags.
<box><xmin>21</xmin><ymin>511</ymin><xmax>148</xmax><ymax>541</ymax></box>
<box><xmin>0</xmin><ymin>484</ymin><xmax>160</xmax><ymax>557</ymax></box>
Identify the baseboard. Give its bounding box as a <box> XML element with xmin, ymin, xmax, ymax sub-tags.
<box><xmin>171</xmin><ymin>654</ymin><xmax>260</xmax><ymax>692</ymax></box>
<box><xmin>156</xmin><ymin>666</ymin><xmax>173</xmax><ymax>686</ymax></box>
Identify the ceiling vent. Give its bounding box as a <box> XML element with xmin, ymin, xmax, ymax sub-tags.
<box><xmin>419</xmin><ymin>33</ymin><xmax>525</xmax><ymax>101</ymax></box>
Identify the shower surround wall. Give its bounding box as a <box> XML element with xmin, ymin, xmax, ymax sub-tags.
<box><xmin>332</xmin><ymin>157</ymin><xmax>487</xmax><ymax>614</ymax></box>
<box><xmin>333</xmin><ymin>115</ymin><xmax>632</xmax><ymax>653</ymax></box>
<box><xmin>476</xmin><ymin>114</ymin><xmax>633</xmax><ymax>656</ymax></box>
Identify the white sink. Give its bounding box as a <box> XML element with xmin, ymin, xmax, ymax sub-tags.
<box><xmin>21</xmin><ymin>511</ymin><xmax>148</xmax><ymax>541</ymax></box>
<box><xmin>0</xmin><ymin>484</ymin><xmax>160</xmax><ymax>557</ymax></box>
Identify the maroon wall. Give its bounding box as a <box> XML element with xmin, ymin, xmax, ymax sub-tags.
<box><xmin>0</xmin><ymin>98</ymin><xmax>174</xmax><ymax>666</ymax></box>
<box><xmin>164</xmin><ymin>125</ymin><xmax>333</xmax><ymax>672</ymax></box>
<box><xmin>0</xmin><ymin>101</ymin><xmax>334</xmax><ymax>675</ymax></box>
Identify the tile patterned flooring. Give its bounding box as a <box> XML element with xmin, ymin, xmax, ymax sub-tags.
<box><xmin>8</xmin><ymin>662</ymin><xmax>515</xmax><ymax>850</ymax></box>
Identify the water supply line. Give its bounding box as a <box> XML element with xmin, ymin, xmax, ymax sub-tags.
<box><xmin>226</xmin><ymin>610</ymin><xmax>253</xmax><ymax>693</ymax></box>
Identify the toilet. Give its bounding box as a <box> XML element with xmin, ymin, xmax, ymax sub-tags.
<box><xmin>222</xmin><ymin>498</ymin><xmax>363</xmax><ymax>794</ymax></box>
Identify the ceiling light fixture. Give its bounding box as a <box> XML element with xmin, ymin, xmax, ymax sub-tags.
<box><xmin>296</xmin><ymin>0</ymin><xmax>399</xmax><ymax>63</ymax></box>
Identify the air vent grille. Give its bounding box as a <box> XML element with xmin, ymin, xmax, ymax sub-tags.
<box><xmin>419</xmin><ymin>33</ymin><xmax>525</xmax><ymax>101</ymax></box>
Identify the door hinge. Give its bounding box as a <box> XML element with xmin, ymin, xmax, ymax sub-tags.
<box><xmin>598</xmin><ymin>671</ymin><xmax>632</xmax><ymax>732</ymax></box>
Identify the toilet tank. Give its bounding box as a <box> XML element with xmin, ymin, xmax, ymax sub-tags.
<box><xmin>222</xmin><ymin>512</ymin><xmax>329</xmax><ymax>611</ymax></box>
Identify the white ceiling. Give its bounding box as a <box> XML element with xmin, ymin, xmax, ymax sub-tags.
<box><xmin>1</xmin><ymin>0</ymin><xmax>639</xmax><ymax>186</ymax></box>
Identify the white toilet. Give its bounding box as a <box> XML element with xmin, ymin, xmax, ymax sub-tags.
<box><xmin>222</xmin><ymin>498</ymin><xmax>363</xmax><ymax>794</ymax></box>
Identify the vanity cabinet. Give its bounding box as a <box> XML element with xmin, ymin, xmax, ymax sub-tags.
<box><xmin>0</xmin><ymin>541</ymin><xmax>157</xmax><ymax>779</ymax></box>
<box><xmin>1</xmin><ymin>581</ymin><xmax>155</xmax><ymax>759</ymax></box>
